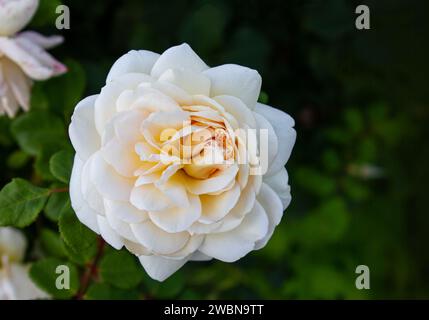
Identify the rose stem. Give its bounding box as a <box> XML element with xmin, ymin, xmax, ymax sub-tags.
<box><xmin>74</xmin><ymin>237</ymin><xmax>106</xmax><ymax>300</ymax></box>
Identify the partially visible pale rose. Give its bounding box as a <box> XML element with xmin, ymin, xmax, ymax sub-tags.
<box><xmin>0</xmin><ymin>0</ymin><xmax>66</xmax><ymax>117</ymax></box>
<box><xmin>69</xmin><ymin>43</ymin><xmax>296</xmax><ymax>281</ymax></box>
<box><xmin>0</xmin><ymin>227</ymin><xmax>48</xmax><ymax>300</ymax></box>
<box><xmin>0</xmin><ymin>0</ymin><xmax>39</xmax><ymax>37</ymax></box>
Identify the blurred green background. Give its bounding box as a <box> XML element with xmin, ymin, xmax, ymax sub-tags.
<box><xmin>1</xmin><ymin>0</ymin><xmax>429</xmax><ymax>299</ymax></box>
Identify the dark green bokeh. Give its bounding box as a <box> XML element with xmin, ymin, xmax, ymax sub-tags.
<box><xmin>2</xmin><ymin>0</ymin><xmax>429</xmax><ymax>299</ymax></box>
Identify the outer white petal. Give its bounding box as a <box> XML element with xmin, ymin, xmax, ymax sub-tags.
<box><xmin>131</xmin><ymin>221</ymin><xmax>189</xmax><ymax>255</ymax></box>
<box><xmin>199</xmin><ymin>201</ymin><xmax>269</xmax><ymax>262</ymax></box>
<box><xmin>80</xmin><ymin>155</ymin><xmax>105</xmax><ymax>215</ymax></box>
<box><xmin>158</xmin><ymin>68</ymin><xmax>211</xmax><ymax>95</ymax></box>
<box><xmin>94</xmin><ymin>73</ymin><xmax>151</xmax><ymax>134</ymax></box>
<box><xmin>190</xmin><ymin>251</ymin><xmax>212</xmax><ymax>261</ymax></box>
<box><xmin>138</xmin><ymin>255</ymin><xmax>189</xmax><ymax>282</ymax></box>
<box><xmin>203</xmin><ymin>64</ymin><xmax>262</xmax><ymax>109</ymax></box>
<box><xmin>0</xmin><ymin>228</ymin><xmax>27</xmax><ymax>262</ymax></box>
<box><xmin>69</xmin><ymin>95</ymin><xmax>101</xmax><ymax>161</ymax></box>
<box><xmin>214</xmin><ymin>95</ymin><xmax>257</xmax><ymax>128</ymax></box>
<box><xmin>151</xmin><ymin>43</ymin><xmax>208</xmax><ymax>79</ymax></box>
<box><xmin>254</xmin><ymin>183</ymin><xmax>284</xmax><ymax>250</ymax></box>
<box><xmin>97</xmin><ymin>215</ymin><xmax>124</xmax><ymax>250</ymax></box>
<box><xmin>254</xmin><ymin>103</ymin><xmax>296</xmax><ymax>176</ymax></box>
<box><xmin>263</xmin><ymin>168</ymin><xmax>291</xmax><ymax>209</ymax></box>
<box><xmin>69</xmin><ymin>155</ymin><xmax>100</xmax><ymax>234</ymax></box>
<box><xmin>106</xmin><ymin>50</ymin><xmax>160</xmax><ymax>82</ymax></box>
<box><xmin>253</xmin><ymin>112</ymin><xmax>278</xmax><ymax>170</ymax></box>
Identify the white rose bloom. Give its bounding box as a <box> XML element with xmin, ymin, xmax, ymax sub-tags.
<box><xmin>69</xmin><ymin>43</ymin><xmax>296</xmax><ymax>281</ymax></box>
<box><xmin>0</xmin><ymin>227</ymin><xmax>48</xmax><ymax>300</ymax></box>
<box><xmin>0</xmin><ymin>0</ymin><xmax>66</xmax><ymax>117</ymax></box>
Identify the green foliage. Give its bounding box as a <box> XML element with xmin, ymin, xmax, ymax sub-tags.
<box><xmin>11</xmin><ymin>111</ymin><xmax>66</xmax><ymax>156</ymax></box>
<box><xmin>58</xmin><ymin>201</ymin><xmax>97</xmax><ymax>262</ymax></box>
<box><xmin>40</xmin><ymin>229</ymin><xmax>68</xmax><ymax>259</ymax></box>
<box><xmin>0</xmin><ymin>0</ymin><xmax>427</xmax><ymax>300</ymax></box>
<box><xmin>49</xmin><ymin>150</ymin><xmax>74</xmax><ymax>184</ymax></box>
<box><xmin>99</xmin><ymin>251</ymin><xmax>144</xmax><ymax>289</ymax></box>
<box><xmin>0</xmin><ymin>179</ymin><xmax>50</xmax><ymax>227</ymax></box>
<box><xmin>29</xmin><ymin>258</ymin><xmax>79</xmax><ymax>299</ymax></box>
<box><xmin>30</xmin><ymin>0</ymin><xmax>63</xmax><ymax>27</ymax></box>
<box><xmin>85</xmin><ymin>283</ymin><xmax>140</xmax><ymax>300</ymax></box>
<box><xmin>44</xmin><ymin>189</ymin><xmax>69</xmax><ymax>222</ymax></box>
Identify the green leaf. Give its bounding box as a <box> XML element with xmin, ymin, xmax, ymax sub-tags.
<box><xmin>85</xmin><ymin>283</ymin><xmax>140</xmax><ymax>300</ymax></box>
<box><xmin>44</xmin><ymin>190</ymin><xmax>69</xmax><ymax>222</ymax></box>
<box><xmin>0</xmin><ymin>179</ymin><xmax>50</xmax><ymax>227</ymax></box>
<box><xmin>258</xmin><ymin>91</ymin><xmax>269</xmax><ymax>104</ymax></box>
<box><xmin>58</xmin><ymin>201</ymin><xmax>97</xmax><ymax>261</ymax></box>
<box><xmin>99</xmin><ymin>251</ymin><xmax>144</xmax><ymax>289</ymax></box>
<box><xmin>30</xmin><ymin>0</ymin><xmax>63</xmax><ymax>28</ymax></box>
<box><xmin>29</xmin><ymin>258</ymin><xmax>79</xmax><ymax>299</ymax></box>
<box><xmin>43</xmin><ymin>59</ymin><xmax>86</xmax><ymax>119</ymax></box>
<box><xmin>11</xmin><ymin>111</ymin><xmax>67</xmax><ymax>156</ymax></box>
<box><xmin>143</xmin><ymin>271</ymin><xmax>185</xmax><ymax>298</ymax></box>
<box><xmin>63</xmin><ymin>242</ymin><xmax>88</xmax><ymax>266</ymax></box>
<box><xmin>344</xmin><ymin>108</ymin><xmax>363</xmax><ymax>135</ymax></box>
<box><xmin>295</xmin><ymin>167</ymin><xmax>336</xmax><ymax>197</ymax></box>
<box><xmin>49</xmin><ymin>150</ymin><xmax>74</xmax><ymax>183</ymax></box>
<box><xmin>7</xmin><ymin>150</ymin><xmax>31</xmax><ymax>169</ymax></box>
<box><xmin>40</xmin><ymin>229</ymin><xmax>67</xmax><ymax>258</ymax></box>
<box><xmin>29</xmin><ymin>83</ymin><xmax>49</xmax><ymax>111</ymax></box>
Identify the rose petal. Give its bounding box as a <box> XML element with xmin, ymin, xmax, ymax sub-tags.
<box><xmin>0</xmin><ymin>0</ymin><xmax>38</xmax><ymax>36</ymax></box>
<box><xmin>0</xmin><ymin>37</ymin><xmax>65</xmax><ymax>80</ymax></box>
<box><xmin>263</xmin><ymin>168</ymin><xmax>291</xmax><ymax>209</ymax></box>
<box><xmin>199</xmin><ymin>201</ymin><xmax>268</xmax><ymax>262</ymax></box>
<box><xmin>0</xmin><ymin>227</ymin><xmax>27</xmax><ymax>262</ymax></box>
<box><xmin>131</xmin><ymin>220</ymin><xmax>189</xmax><ymax>255</ymax></box>
<box><xmin>199</xmin><ymin>183</ymin><xmax>241</xmax><ymax>224</ymax></box>
<box><xmin>104</xmin><ymin>199</ymin><xmax>148</xmax><ymax>224</ymax></box>
<box><xmin>69</xmin><ymin>95</ymin><xmax>100</xmax><ymax>161</ymax></box>
<box><xmin>16</xmin><ymin>31</ymin><xmax>63</xmax><ymax>49</ymax></box>
<box><xmin>253</xmin><ymin>111</ymin><xmax>278</xmax><ymax>174</ymax></box>
<box><xmin>159</xmin><ymin>68</ymin><xmax>211</xmax><ymax>96</ymax></box>
<box><xmin>107</xmin><ymin>50</ymin><xmax>160</xmax><ymax>82</ymax></box>
<box><xmin>94</xmin><ymin>73</ymin><xmax>152</xmax><ymax>134</ymax></box>
<box><xmin>130</xmin><ymin>184</ymin><xmax>172</xmax><ymax>211</ymax></box>
<box><xmin>69</xmin><ymin>155</ymin><xmax>100</xmax><ymax>234</ymax></box>
<box><xmin>203</xmin><ymin>64</ymin><xmax>261</xmax><ymax>109</ymax></box>
<box><xmin>149</xmin><ymin>194</ymin><xmax>201</xmax><ymax>233</ymax></box>
<box><xmin>254</xmin><ymin>103</ymin><xmax>296</xmax><ymax>176</ymax></box>
<box><xmin>101</xmin><ymin>137</ymin><xmax>140</xmax><ymax>177</ymax></box>
<box><xmin>138</xmin><ymin>255</ymin><xmax>189</xmax><ymax>282</ymax></box>
<box><xmin>1</xmin><ymin>58</ymin><xmax>31</xmax><ymax>111</ymax></box>
<box><xmin>184</xmin><ymin>164</ymin><xmax>239</xmax><ymax>195</ymax></box>
<box><xmin>254</xmin><ymin>183</ymin><xmax>284</xmax><ymax>250</ymax></box>
<box><xmin>190</xmin><ymin>251</ymin><xmax>213</xmax><ymax>261</ymax></box>
<box><xmin>4</xmin><ymin>264</ymin><xmax>49</xmax><ymax>300</ymax></box>
<box><xmin>151</xmin><ymin>43</ymin><xmax>208</xmax><ymax>79</ymax></box>
<box><xmin>97</xmin><ymin>215</ymin><xmax>124</xmax><ymax>250</ymax></box>
<box><xmin>90</xmin><ymin>152</ymin><xmax>133</xmax><ymax>202</ymax></box>
<box><xmin>214</xmin><ymin>95</ymin><xmax>257</xmax><ymax>128</ymax></box>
